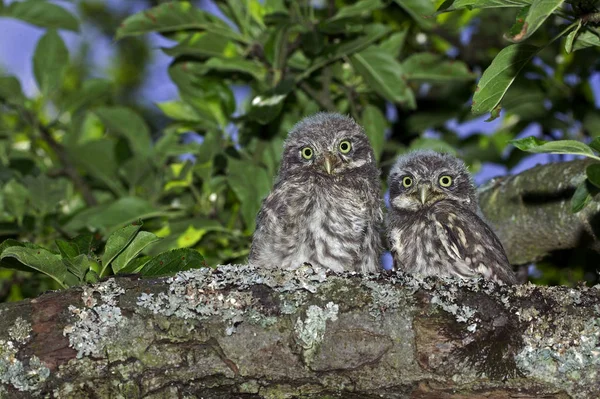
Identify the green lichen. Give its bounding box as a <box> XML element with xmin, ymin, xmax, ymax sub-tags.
<box><xmin>8</xmin><ymin>317</ymin><xmax>31</xmax><ymax>344</ymax></box>
<box><xmin>294</xmin><ymin>302</ymin><xmax>339</xmax><ymax>365</ymax></box>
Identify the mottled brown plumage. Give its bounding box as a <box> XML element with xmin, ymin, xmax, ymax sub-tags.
<box><xmin>386</xmin><ymin>150</ymin><xmax>517</xmax><ymax>284</ymax></box>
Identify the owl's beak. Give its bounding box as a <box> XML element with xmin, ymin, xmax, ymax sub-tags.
<box><xmin>320</xmin><ymin>152</ymin><xmax>341</xmax><ymax>175</ymax></box>
<box><xmin>419</xmin><ymin>184</ymin><xmax>430</xmax><ymax>205</ymax></box>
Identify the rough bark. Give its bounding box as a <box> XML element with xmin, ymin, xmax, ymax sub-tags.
<box><xmin>1</xmin><ymin>265</ymin><xmax>599</xmax><ymax>399</ymax></box>
<box><xmin>478</xmin><ymin>159</ymin><xmax>600</xmax><ymax>265</ymax></box>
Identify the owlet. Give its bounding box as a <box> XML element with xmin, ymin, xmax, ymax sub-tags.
<box><xmin>386</xmin><ymin>150</ymin><xmax>516</xmax><ymax>284</ymax></box>
<box><xmin>249</xmin><ymin>113</ymin><xmax>383</xmax><ymax>273</ymax></box>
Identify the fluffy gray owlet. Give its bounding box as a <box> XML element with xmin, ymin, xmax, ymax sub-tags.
<box><xmin>249</xmin><ymin>113</ymin><xmax>383</xmax><ymax>273</ymax></box>
<box><xmin>386</xmin><ymin>150</ymin><xmax>517</xmax><ymax>284</ymax></box>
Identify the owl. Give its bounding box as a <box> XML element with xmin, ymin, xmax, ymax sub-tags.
<box><xmin>249</xmin><ymin>112</ymin><xmax>383</xmax><ymax>273</ymax></box>
<box><xmin>386</xmin><ymin>150</ymin><xmax>517</xmax><ymax>284</ymax></box>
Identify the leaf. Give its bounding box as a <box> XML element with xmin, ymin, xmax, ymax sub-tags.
<box><xmin>33</xmin><ymin>30</ymin><xmax>69</xmax><ymax>96</ymax></box>
<box><xmin>564</xmin><ymin>19</ymin><xmax>582</xmax><ymax>54</ymax></box>
<box><xmin>227</xmin><ymin>157</ymin><xmax>272</xmax><ymax>231</ymax></box>
<box><xmin>571</xmin><ymin>28</ymin><xmax>600</xmax><ymax>52</ymax></box>
<box><xmin>94</xmin><ymin>107</ymin><xmax>152</xmax><ymax>157</ymax></box>
<box><xmin>23</xmin><ymin>175</ymin><xmax>68</xmax><ymax>217</ymax></box>
<box><xmin>510</xmin><ymin>137</ymin><xmax>600</xmax><ymax>160</ymax></box>
<box><xmin>0</xmin><ymin>239</ymin><xmax>36</xmax><ymax>272</ymax></box>
<box><xmin>62</xmin><ymin>79</ymin><xmax>113</xmax><ymax>114</ymax></box>
<box><xmin>440</xmin><ymin>0</ymin><xmax>531</xmax><ymax>11</ymax></box>
<box><xmin>329</xmin><ymin>0</ymin><xmax>385</xmax><ymax>21</ymax></box>
<box><xmin>350</xmin><ymin>48</ymin><xmax>416</xmax><ymax>107</ymax></box>
<box><xmin>0</xmin><ymin>76</ymin><xmax>26</xmax><ymax>106</ymax></box>
<box><xmin>116</xmin><ymin>1</ymin><xmax>247</xmax><ymax>43</ymax></box>
<box><xmin>112</xmin><ymin>231</ymin><xmax>161</xmax><ymax>274</ymax></box>
<box><xmin>6</xmin><ymin>0</ymin><xmax>79</xmax><ymax>31</ymax></box>
<box><xmin>62</xmin><ymin>254</ymin><xmax>91</xmax><ymax>281</ymax></box>
<box><xmin>505</xmin><ymin>0</ymin><xmax>564</xmax><ymax>43</ymax></box>
<box><xmin>586</xmin><ymin>164</ymin><xmax>600</xmax><ymax>189</ymax></box>
<box><xmin>571</xmin><ymin>180</ymin><xmax>595</xmax><ymax>213</ymax></box>
<box><xmin>118</xmin><ymin>255</ymin><xmax>152</xmax><ymax>274</ymax></box>
<box><xmin>1</xmin><ymin>246</ymin><xmax>77</xmax><ymax>288</ymax></box>
<box><xmin>361</xmin><ymin>105</ymin><xmax>388</xmax><ymax>161</ymax></box>
<box><xmin>139</xmin><ymin>248</ymin><xmax>206</xmax><ymax>276</ymax></box>
<box><xmin>176</xmin><ymin>225</ymin><xmax>206</xmax><ymax>248</ymax></box>
<box><xmin>393</xmin><ymin>0</ymin><xmax>435</xmax><ymax>29</ymax></box>
<box><xmin>589</xmin><ymin>137</ymin><xmax>600</xmax><ymax>153</ymax></box>
<box><xmin>201</xmin><ymin>57</ymin><xmax>267</xmax><ymax>81</ymax></box>
<box><xmin>63</xmin><ymin>197</ymin><xmax>162</xmax><ymax>233</ymax></box>
<box><xmin>100</xmin><ymin>223</ymin><xmax>142</xmax><ymax>276</ymax></box>
<box><xmin>2</xmin><ymin>179</ymin><xmax>29</xmax><ymax>226</ymax></box>
<box><xmin>402</xmin><ymin>53</ymin><xmax>475</xmax><ymax>82</ymax></box>
<box><xmin>157</xmin><ymin>100</ymin><xmax>203</xmax><ymax>122</ymax></box>
<box><xmin>472</xmin><ymin>44</ymin><xmax>538</xmax><ymax>116</ymax></box>
<box><xmin>506</xmin><ymin>6</ymin><xmax>530</xmax><ymax>40</ymax></box>
<box><xmin>70</xmin><ymin>139</ymin><xmax>126</xmax><ymax>196</ymax></box>
<box><xmin>378</xmin><ymin>29</ymin><xmax>409</xmax><ymax>58</ymax></box>
<box><xmin>161</xmin><ymin>32</ymin><xmax>234</xmax><ymax>58</ymax></box>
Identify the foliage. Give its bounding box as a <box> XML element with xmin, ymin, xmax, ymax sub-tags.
<box><xmin>0</xmin><ymin>0</ymin><xmax>599</xmax><ymax>299</ymax></box>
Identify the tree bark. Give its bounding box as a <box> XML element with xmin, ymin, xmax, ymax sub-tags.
<box><xmin>478</xmin><ymin>159</ymin><xmax>600</xmax><ymax>265</ymax></box>
<box><xmin>0</xmin><ymin>265</ymin><xmax>599</xmax><ymax>398</ymax></box>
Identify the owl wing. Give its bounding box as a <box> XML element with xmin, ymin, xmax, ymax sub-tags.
<box><xmin>433</xmin><ymin>209</ymin><xmax>517</xmax><ymax>284</ymax></box>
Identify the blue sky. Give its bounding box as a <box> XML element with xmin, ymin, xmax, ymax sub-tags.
<box><xmin>0</xmin><ymin>0</ymin><xmax>598</xmax><ymax>185</ymax></box>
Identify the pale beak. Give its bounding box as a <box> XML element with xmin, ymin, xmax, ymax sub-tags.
<box><xmin>419</xmin><ymin>185</ymin><xmax>430</xmax><ymax>205</ymax></box>
<box><xmin>320</xmin><ymin>152</ymin><xmax>340</xmax><ymax>175</ymax></box>
<box><xmin>324</xmin><ymin>157</ymin><xmax>332</xmax><ymax>175</ymax></box>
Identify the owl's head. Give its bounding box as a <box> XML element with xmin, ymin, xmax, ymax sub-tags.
<box><xmin>279</xmin><ymin>113</ymin><xmax>376</xmax><ymax>178</ymax></box>
<box><xmin>388</xmin><ymin>150</ymin><xmax>477</xmax><ymax>212</ymax></box>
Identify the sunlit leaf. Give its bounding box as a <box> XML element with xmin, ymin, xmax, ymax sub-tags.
<box><xmin>510</xmin><ymin>137</ymin><xmax>600</xmax><ymax>160</ymax></box>
<box><xmin>505</xmin><ymin>0</ymin><xmax>564</xmax><ymax>43</ymax></box>
<box><xmin>6</xmin><ymin>0</ymin><xmax>79</xmax><ymax>31</ymax></box>
<box><xmin>472</xmin><ymin>44</ymin><xmax>538</xmax><ymax>116</ymax></box>
<box><xmin>329</xmin><ymin>0</ymin><xmax>385</xmax><ymax>21</ymax></box>
<box><xmin>1</xmin><ymin>246</ymin><xmax>77</xmax><ymax>288</ymax></box>
<box><xmin>112</xmin><ymin>231</ymin><xmax>161</xmax><ymax>274</ymax></box>
<box><xmin>100</xmin><ymin>223</ymin><xmax>142</xmax><ymax>276</ymax></box>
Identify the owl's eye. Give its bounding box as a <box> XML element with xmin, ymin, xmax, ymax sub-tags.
<box><xmin>338</xmin><ymin>140</ymin><xmax>352</xmax><ymax>154</ymax></box>
<box><xmin>402</xmin><ymin>176</ymin><xmax>413</xmax><ymax>188</ymax></box>
<box><xmin>439</xmin><ymin>175</ymin><xmax>453</xmax><ymax>187</ymax></box>
<box><xmin>300</xmin><ymin>147</ymin><xmax>314</xmax><ymax>160</ymax></box>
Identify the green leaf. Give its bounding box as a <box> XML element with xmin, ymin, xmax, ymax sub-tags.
<box><xmin>116</xmin><ymin>1</ymin><xmax>247</xmax><ymax>43</ymax></box>
<box><xmin>393</xmin><ymin>0</ymin><xmax>435</xmax><ymax>29</ymax></box>
<box><xmin>440</xmin><ymin>0</ymin><xmax>531</xmax><ymax>11</ymax></box>
<box><xmin>361</xmin><ymin>105</ymin><xmax>387</xmax><ymax>161</ymax></box>
<box><xmin>402</xmin><ymin>53</ymin><xmax>475</xmax><ymax>82</ymax></box>
<box><xmin>510</xmin><ymin>137</ymin><xmax>600</xmax><ymax>160</ymax></box>
<box><xmin>378</xmin><ymin>29</ymin><xmax>409</xmax><ymax>58</ymax></box>
<box><xmin>23</xmin><ymin>175</ymin><xmax>68</xmax><ymax>217</ymax></box>
<box><xmin>299</xmin><ymin>24</ymin><xmax>389</xmax><ymax>80</ymax></box>
<box><xmin>119</xmin><ymin>255</ymin><xmax>152</xmax><ymax>274</ymax></box>
<box><xmin>63</xmin><ymin>197</ymin><xmax>162</xmax><ymax>233</ymax></box>
<box><xmin>506</xmin><ymin>6</ymin><xmax>530</xmax><ymax>40</ymax></box>
<box><xmin>70</xmin><ymin>139</ymin><xmax>126</xmax><ymax>196</ymax></box>
<box><xmin>0</xmin><ymin>76</ymin><xmax>26</xmax><ymax>106</ymax></box>
<box><xmin>571</xmin><ymin>180</ymin><xmax>595</xmax><ymax>213</ymax></box>
<box><xmin>161</xmin><ymin>32</ymin><xmax>234</xmax><ymax>58</ymax></box>
<box><xmin>505</xmin><ymin>0</ymin><xmax>564</xmax><ymax>43</ymax></box>
<box><xmin>350</xmin><ymin>48</ymin><xmax>416</xmax><ymax>107</ymax></box>
<box><xmin>586</xmin><ymin>164</ymin><xmax>600</xmax><ymax>188</ymax></box>
<box><xmin>227</xmin><ymin>157</ymin><xmax>272</xmax><ymax>231</ymax></box>
<box><xmin>329</xmin><ymin>0</ymin><xmax>385</xmax><ymax>21</ymax></box>
<box><xmin>201</xmin><ymin>57</ymin><xmax>267</xmax><ymax>81</ymax></box>
<box><xmin>33</xmin><ymin>29</ymin><xmax>69</xmax><ymax>96</ymax></box>
<box><xmin>0</xmin><ymin>240</ymin><xmax>36</xmax><ymax>272</ymax></box>
<box><xmin>571</xmin><ymin>28</ymin><xmax>600</xmax><ymax>52</ymax></box>
<box><xmin>2</xmin><ymin>180</ymin><xmax>29</xmax><ymax>226</ymax></box>
<box><xmin>94</xmin><ymin>107</ymin><xmax>152</xmax><ymax>157</ymax></box>
<box><xmin>6</xmin><ymin>0</ymin><xmax>79</xmax><ymax>31</ymax></box>
<box><xmin>100</xmin><ymin>223</ymin><xmax>142</xmax><ymax>276</ymax></box>
<box><xmin>589</xmin><ymin>137</ymin><xmax>600</xmax><ymax>153</ymax></box>
<box><xmin>1</xmin><ymin>246</ymin><xmax>76</xmax><ymax>288</ymax></box>
<box><xmin>564</xmin><ymin>19</ymin><xmax>582</xmax><ymax>54</ymax></box>
<box><xmin>472</xmin><ymin>44</ymin><xmax>538</xmax><ymax>116</ymax></box>
<box><xmin>62</xmin><ymin>79</ymin><xmax>113</xmax><ymax>114</ymax></box>
<box><xmin>112</xmin><ymin>231</ymin><xmax>161</xmax><ymax>274</ymax></box>
<box><xmin>139</xmin><ymin>248</ymin><xmax>206</xmax><ymax>276</ymax></box>
<box><xmin>156</xmin><ymin>100</ymin><xmax>203</xmax><ymax>122</ymax></box>
<box><xmin>62</xmin><ymin>254</ymin><xmax>91</xmax><ymax>282</ymax></box>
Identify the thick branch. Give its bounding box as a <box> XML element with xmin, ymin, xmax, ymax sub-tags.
<box><xmin>478</xmin><ymin>159</ymin><xmax>600</xmax><ymax>265</ymax></box>
<box><xmin>0</xmin><ymin>265</ymin><xmax>599</xmax><ymax>398</ymax></box>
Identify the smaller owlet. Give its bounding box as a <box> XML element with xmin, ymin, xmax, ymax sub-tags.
<box><xmin>386</xmin><ymin>150</ymin><xmax>516</xmax><ymax>284</ymax></box>
<box><xmin>249</xmin><ymin>112</ymin><xmax>383</xmax><ymax>273</ymax></box>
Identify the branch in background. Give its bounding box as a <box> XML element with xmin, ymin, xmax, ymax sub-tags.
<box><xmin>0</xmin><ymin>266</ymin><xmax>599</xmax><ymax>398</ymax></box>
<box><xmin>478</xmin><ymin>159</ymin><xmax>599</xmax><ymax>265</ymax></box>
<box><xmin>299</xmin><ymin>81</ymin><xmax>336</xmax><ymax>112</ymax></box>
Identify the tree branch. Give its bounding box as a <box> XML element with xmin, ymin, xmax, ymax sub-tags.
<box><xmin>478</xmin><ymin>159</ymin><xmax>599</xmax><ymax>265</ymax></box>
<box><xmin>0</xmin><ymin>265</ymin><xmax>599</xmax><ymax>398</ymax></box>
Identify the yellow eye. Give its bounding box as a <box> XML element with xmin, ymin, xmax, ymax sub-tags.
<box><xmin>339</xmin><ymin>140</ymin><xmax>352</xmax><ymax>154</ymax></box>
<box><xmin>301</xmin><ymin>146</ymin><xmax>314</xmax><ymax>160</ymax></box>
<box><xmin>439</xmin><ymin>175</ymin><xmax>453</xmax><ymax>187</ymax></box>
<box><xmin>402</xmin><ymin>176</ymin><xmax>413</xmax><ymax>188</ymax></box>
